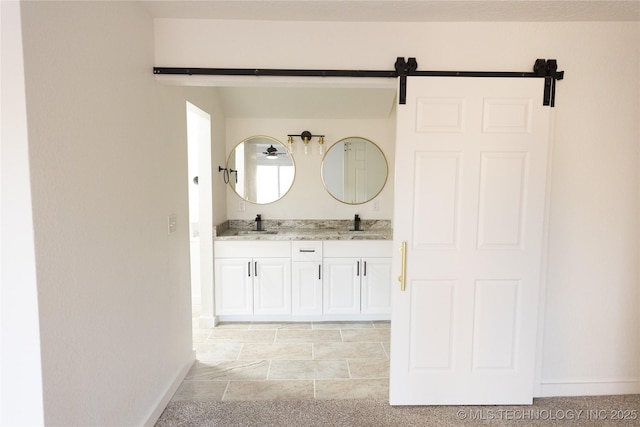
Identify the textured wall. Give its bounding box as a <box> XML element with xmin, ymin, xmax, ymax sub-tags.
<box><xmin>20</xmin><ymin>2</ymin><xmax>193</xmax><ymax>424</ymax></box>
<box><xmin>158</xmin><ymin>85</ymin><xmax>227</xmax><ymax>330</ymax></box>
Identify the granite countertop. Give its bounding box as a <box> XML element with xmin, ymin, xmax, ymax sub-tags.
<box><xmin>214</xmin><ymin>219</ymin><xmax>392</xmax><ymax>241</ymax></box>
<box><xmin>216</xmin><ymin>228</ymin><xmax>392</xmax><ymax>241</ymax></box>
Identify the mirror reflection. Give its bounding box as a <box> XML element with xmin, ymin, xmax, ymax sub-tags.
<box><xmin>228</xmin><ymin>136</ymin><xmax>295</xmax><ymax>204</ymax></box>
<box><xmin>321</xmin><ymin>137</ymin><xmax>388</xmax><ymax>204</ymax></box>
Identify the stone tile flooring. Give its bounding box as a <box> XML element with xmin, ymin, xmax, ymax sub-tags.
<box><xmin>173</xmin><ymin>319</ymin><xmax>390</xmax><ymax>401</ymax></box>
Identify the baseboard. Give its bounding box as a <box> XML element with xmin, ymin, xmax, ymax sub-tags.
<box><xmin>537</xmin><ymin>379</ymin><xmax>640</xmax><ymax>397</ymax></box>
<box><xmin>216</xmin><ymin>314</ymin><xmax>391</xmax><ymax>322</ymax></box>
<box><xmin>143</xmin><ymin>350</ymin><xmax>196</xmax><ymax>427</ymax></box>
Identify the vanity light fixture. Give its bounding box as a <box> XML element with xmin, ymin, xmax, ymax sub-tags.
<box><xmin>287</xmin><ymin>130</ymin><xmax>325</xmax><ymax>155</ymax></box>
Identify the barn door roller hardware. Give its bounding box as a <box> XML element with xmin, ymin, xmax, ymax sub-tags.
<box><xmin>534</xmin><ymin>59</ymin><xmax>564</xmax><ymax>107</ymax></box>
<box><xmin>153</xmin><ymin>57</ymin><xmax>563</xmax><ymax>106</ymax></box>
<box><xmin>394</xmin><ymin>57</ymin><xmax>417</xmax><ymax>105</ymax></box>
<box><xmin>394</xmin><ymin>57</ymin><xmax>564</xmax><ymax>106</ymax></box>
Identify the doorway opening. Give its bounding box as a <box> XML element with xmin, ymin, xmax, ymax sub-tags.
<box><xmin>186</xmin><ymin>102</ymin><xmax>212</xmax><ymax>315</ymax></box>
<box><xmin>176</xmin><ymin>82</ymin><xmax>396</xmax><ymax>403</ymax></box>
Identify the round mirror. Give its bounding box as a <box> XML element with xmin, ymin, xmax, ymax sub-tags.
<box><xmin>227</xmin><ymin>136</ymin><xmax>295</xmax><ymax>204</ymax></box>
<box><xmin>321</xmin><ymin>137</ymin><xmax>388</xmax><ymax>204</ymax></box>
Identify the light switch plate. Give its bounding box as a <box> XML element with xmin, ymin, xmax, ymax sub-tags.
<box><xmin>238</xmin><ymin>201</ymin><xmax>246</xmax><ymax>212</ymax></box>
<box><xmin>168</xmin><ymin>214</ymin><xmax>177</xmax><ymax>234</ymax></box>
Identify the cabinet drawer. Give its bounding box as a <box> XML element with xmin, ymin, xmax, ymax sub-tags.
<box><xmin>292</xmin><ymin>241</ymin><xmax>323</xmax><ymax>261</ymax></box>
<box><xmin>323</xmin><ymin>240</ymin><xmax>392</xmax><ymax>258</ymax></box>
<box><xmin>214</xmin><ymin>241</ymin><xmax>291</xmax><ymax>258</ymax></box>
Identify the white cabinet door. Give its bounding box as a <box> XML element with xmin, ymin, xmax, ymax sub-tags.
<box><xmin>292</xmin><ymin>261</ymin><xmax>323</xmax><ymax>315</ymax></box>
<box><xmin>253</xmin><ymin>258</ymin><xmax>291</xmax><ymax>315</ymax></box>
<box><xmin>323</xmin><ymin>258</ymin><xmax>360</xmax><ymax>314</ymax></box>
<box><xmin>214</xmin><ymin>258</ymin><xmax>253</xmax><ymax>315</ymax></box>
<box><xmin>360</xmin><ymin>257</ymin><xmax>392</xmax><ymax>314</ymax></box>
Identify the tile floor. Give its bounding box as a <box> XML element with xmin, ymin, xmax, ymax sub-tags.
<box><xmin>172</xmin><ymin>311</ymin><xmax>391</xmax><ymax>402</ymax></box>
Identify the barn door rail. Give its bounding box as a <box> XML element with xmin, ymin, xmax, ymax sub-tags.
<box><xmin>152</xmin><ymin>67</ymin><xmax>397</xmax><ymax>78</ymax></box>
<box><xmin>153</xmin><ymin>57</ymin><xmax>563</xmax><ymax>106</ymax></box>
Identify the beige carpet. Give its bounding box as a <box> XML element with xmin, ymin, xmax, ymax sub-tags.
<box><xmin>155</xmin><ymin>394</ymin><xmax>639</xmax><ymax>426</ymax></box>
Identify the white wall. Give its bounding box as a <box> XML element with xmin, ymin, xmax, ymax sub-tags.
<box><xmin>159</xmin><ymin>86</ymin><xmax>227</xmax><ymax>329</ymax></box>
<box><xmin>225</xmin><ymin>117</ymin><xmax>395</xmax><ymax>220</ymax></box>
<box><xmin>536</xmin><ymin>24</ymin><xmax>640</xmax><ymax>397</ymax></box>
<box><xmin>156</xmin><ymin>20</ymin><xmax>640</xmax><ymax>396</ymax></box>
<box><xmin>0</xmin><ymin>1</ymin><xmax>45</xmax><ymax>424</ymax></box>
<box><xmin>19</xmin><ymin>2</ymin><xmax>194</xmax><ymax>424</ymax></box>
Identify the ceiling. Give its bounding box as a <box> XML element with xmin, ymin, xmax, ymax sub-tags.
<box><xmin>142</xmin><ymin>1</ymin><xmax>640</xmax><ymax>22</ymax></box>
<box><xmin>145</xmin><ymin>0</ymin><xmax>639</xmax><ymax>119</ymax></box>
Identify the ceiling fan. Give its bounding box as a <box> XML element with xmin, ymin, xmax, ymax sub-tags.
<box><xmin>263</xmin><ymin>144</ymin><xmax>288</xmax><ymax>159</ymax></box>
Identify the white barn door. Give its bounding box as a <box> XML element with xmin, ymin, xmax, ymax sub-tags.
<box><xmin>390</xmin><ymin>77</ymin><xmax>551</xmax><ymax>405</ymax></box>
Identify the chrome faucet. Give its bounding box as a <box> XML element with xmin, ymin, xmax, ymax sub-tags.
<box><xmin>354</xmin><ymin>214</ymin><xmax>361</xmax><ymax>231</ymax></box>
<box><xmin>255</xmin><ymin>214</ymin><xmax>263</xmax><ymax>231</ymax></box>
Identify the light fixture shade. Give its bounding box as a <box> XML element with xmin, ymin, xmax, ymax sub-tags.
<box><xmin>288</xmin><ymin>130</ymin><xmax>324</xmax><ymax>155</ymax></box>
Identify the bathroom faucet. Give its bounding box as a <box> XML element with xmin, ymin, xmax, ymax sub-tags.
<box><xmin>354</xmin><ymin>214</ymin><xmax>361</xmax><ymax>231</ymax></box>
<box><xmin>255</xmin><ymin>214</ymin><xmax>263</xmax><ymax>231</ymax></box>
